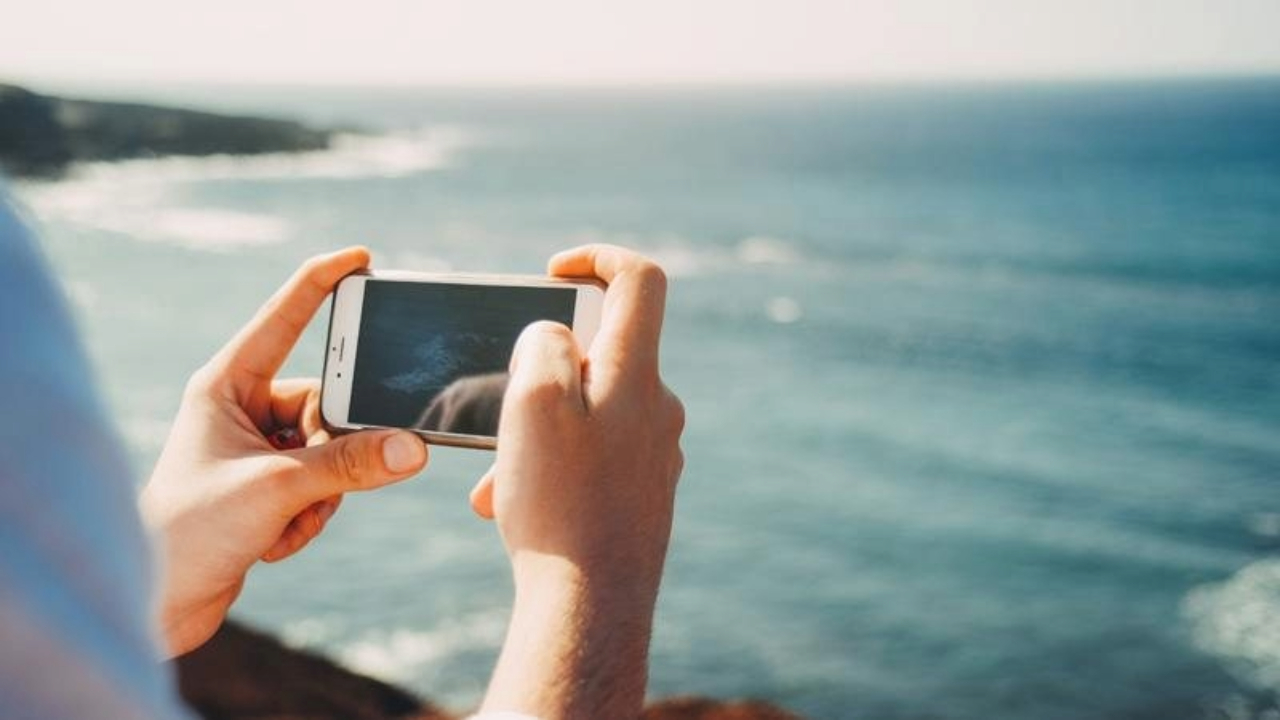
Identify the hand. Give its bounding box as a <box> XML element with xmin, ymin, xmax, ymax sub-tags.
<box><xmin>141</xmin><ymin>247</ymin><xmax>428</xmax><ymax>657</ymax></box>
<box><xmin>471</xmin><ymin>245</ymin><xmax>685</xmax><ymax>719</ymax></box>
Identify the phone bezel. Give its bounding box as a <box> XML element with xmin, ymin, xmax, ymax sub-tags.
<box><xmin>320</xmin><ymin>269</ymin><xmax>604</xmax><ymax>450</ymax></box>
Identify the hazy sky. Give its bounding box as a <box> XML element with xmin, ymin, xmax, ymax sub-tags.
<box><xmin>4</xmin><ymin>0</ymin><xmax>1279</xmax><ymax>86</ymax></box>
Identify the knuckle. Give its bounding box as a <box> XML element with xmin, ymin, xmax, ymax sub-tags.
<box><xmin>334</xmin><ymin>440</ymin><xmax>366</xmax><ymax>487</ymax></box>
<box><xmin>524</xmin><ymin>319</ymin><xmax>574</xmax><ymax>346</ymax></box>
<box><xmin>634</xmin><ymin>261</ymin><xmax>668</xmax><ymax>296</ymax></box>
<box><xmin>266</xmin><ymin>454</ymin><xmax>301</xmax><ymax>478</ymax></box>
<box><xmin>507</xmin><ymin>373</ymin><xmax>573</xmax><ymax>407</ymax></box>
<box><xmin>510</xmin><ymin>322</ymin><xmax>581</xmax><ymax>403</ymax></box>
<box><xmin>514</xmin><ymin>321</ymin><xmax>571</xmax><ymax>362</ymax></box>
<box><xmin>299</xmin><ymin>253</ymin><xmax>328</xmax><ymax>278</ymax></box>
<box><xmin>262</xmin><ymin>457</ymin><xmax>304</xmax><ymax>498</ymax></box>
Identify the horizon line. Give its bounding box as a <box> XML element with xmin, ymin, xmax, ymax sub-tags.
<box><xmin>10</xmin><ymin>67</ymin><xmax>1280</xmax><ymax>96</ymax></box>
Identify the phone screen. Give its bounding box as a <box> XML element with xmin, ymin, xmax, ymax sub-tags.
<box><xmin>348</xmin><ymin>279</ymin><xmax>577</xmax><ymax>436</ymax></box>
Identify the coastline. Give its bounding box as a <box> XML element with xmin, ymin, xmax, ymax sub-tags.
<box><xmin>0</xmin><ymin>82</ymin><xmax>332</xmax><ymax>178</ymax></box>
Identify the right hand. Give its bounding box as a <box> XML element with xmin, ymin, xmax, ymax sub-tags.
<box><xmin>470</xmin><ymin>244</ymin><xmax>685</xmax><ymax>718</ymax></box>
<box><xmin>471</xmin><ymin>244</ymin><xmax>685</xmax><ymax>597</ymax></box>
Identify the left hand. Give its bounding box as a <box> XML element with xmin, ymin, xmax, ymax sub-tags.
<box><xmin>141</xmin><ymin>247</ymin><xmax>429</xmax><ymax>657</ymax></box>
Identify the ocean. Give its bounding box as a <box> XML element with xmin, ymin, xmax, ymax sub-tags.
<box><xmin>15</xmin><ymin>78</ymin><xmax>1280</xmax><ymax>719</ymax></box>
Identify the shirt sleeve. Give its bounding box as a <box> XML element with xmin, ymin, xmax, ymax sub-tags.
<box><xmin>0</xmin><ymin>185</ymin><xmax>190</xmax><ymax>719</ymax></box>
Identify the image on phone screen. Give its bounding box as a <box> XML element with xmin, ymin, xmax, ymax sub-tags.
<box><xmin>348</xmin><ymin>280</ymin><xmax>577</xmax><ymax>438</ymax></box>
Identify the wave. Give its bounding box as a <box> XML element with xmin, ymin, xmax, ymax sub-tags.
<box><xmin>33</xmin><ymin>198</ymin><xmax>293</xmax><ymax>252</ymax></box>
<box><xmin>1184</xmin><ymin>558</ymin><xmax>1280</xmax><ymax>692</ymax></box>
<box><xmin>15</xmin><ymin>127</ymin><xmax>472</xmax><ymax>251</ymax></box>
<box><xmin>40</xmin><ymin>127</ymin><xmax>473</xmax><ymax>184</ymax></box>
<box><xmin>562</xmin><ymin>231</ymin><xmax>804</xmax><ymax>279</ymax></box>
<box><xmin>120</xmin><ymin>416</ymin><xmax>174</xmax><ymax>456</ymax></box>
<box><xmin>335</xmin><ymin>611</ymin><xmax>505</xmax><ymax>684</ymax></box>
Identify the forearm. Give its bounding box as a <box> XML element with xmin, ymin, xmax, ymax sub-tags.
<box><xmin>481</xmin><ymin>555</ymin><xmax>658</xmax><ymax>720</ymax></box>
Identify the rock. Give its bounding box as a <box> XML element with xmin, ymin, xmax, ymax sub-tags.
<box><xmin>0</xmin><ymin>84</ymin><xmax>73</xmax><ymax>176</ymax></box>
<box><xmin>175</xmin><ymin>620</ymin><xmax>450</xmax><ymax>720</ymax></box>
<box><xmin>175</xmin><ymin>619</ymin><xmax>807</xmax><ymax>719</ymax></box>
<box><xmin>0</xmin><ymin>82</ymin><xmax>331</xmax><ymax>178</ymax></box>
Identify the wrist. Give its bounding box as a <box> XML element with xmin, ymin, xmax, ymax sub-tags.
<box><xmin>511</xmin><ymin>548</ymin><xmax>663</xmax><ymax>610</ymax></box>
<box><xmin>511</xmin><ymin>552</ymin><xmax>659</xmax><ymax>664</ymax></box>
<box><xmin>483</xmin><ymin>552</ymin><xmax>658</xmax><ymax>718</ymax></box>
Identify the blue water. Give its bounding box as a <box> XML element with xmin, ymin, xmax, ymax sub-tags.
<box><xmin>17</xmin><ymin>79</ymin><xmax>1280</xmax><ymax>719</ymax></box>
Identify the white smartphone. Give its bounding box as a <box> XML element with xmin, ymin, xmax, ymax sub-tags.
<box><xmin>321</xmin><ymin>270</ymin><xmax>604</xmax><ymax>449</ymax></box>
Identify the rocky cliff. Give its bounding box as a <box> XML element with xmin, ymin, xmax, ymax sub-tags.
<box><xmin>0</xmin><ymin>83</ymin><xmax>330</xmax><ymax>177</ymax></box>
<box><xmin>176</xmin><ymin>620</ymin><xmax>805</xmax><ymax>720</ymax></box>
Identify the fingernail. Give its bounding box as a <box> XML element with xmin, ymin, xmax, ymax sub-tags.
<box><xmin>382</xmin><ymin>432</ymin><xmax>425</xmax><ymax>473</ymax></box>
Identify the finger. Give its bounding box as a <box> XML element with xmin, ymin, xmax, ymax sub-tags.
<box><xmin>469</xmin><ymin>466</ymin><xmax>495</xmax><ymax>520</ymax></box>
<box><xmin>305</xmin><ymin>426</ymin><xmax>332</xmax><ymax>448</ymax></box>
<box><xmin>269</xmin><ymin>378</ymin><xmax>321</xmax><ymax>431</ymax></box>
<box><xmin>262</xmin><ymin>513</ymin><xmax>313</xmax><ymax>562</ymax></box>
<box><xmin>282</xmin><ymin>429</ymin><xmax>427</xmax><ymax>506</ymax></box>
<box><xmin>262</xmin><ymin>497</ymin><xmax>340</xmax><ymax>562</ymax></box>
<box><xmin>547</xmin><ymin>244</ymin><xmax>667</xmax><ymax>376</ymax></box>
<box><xmin>212</xmin><ymin>247</ymin><xmax>370</xmax><ymax>403</ymax></box>
<box><xmin>505</xmin><ymin>321</ymin><xmax>585</xmax><ymax>412</ymax></box>
<box><xmin>269</xmin><ymin>377</ymin><xmax>328</xmax><ymax>441</ymax></box>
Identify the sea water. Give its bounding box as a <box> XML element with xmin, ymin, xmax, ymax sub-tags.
<box><xmin>16</xmin><ymin>79</ymin><xmax>1280</xmax><ymax>719</ymax></box>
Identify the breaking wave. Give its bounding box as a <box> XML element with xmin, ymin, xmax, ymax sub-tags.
<box><xmin>16</xmin><ymin>127</ymin><xmax>472</xmax><ymax>251</ymax></box>
<box><xmin>336</xmin><ymin>611</ymin><xmax>506</xmax><ymax>684</ymax></box>
<box><xmin>1184</xmin><ymin>559</ymin><xmax>1280</xmax><ymax>692</ymax></box>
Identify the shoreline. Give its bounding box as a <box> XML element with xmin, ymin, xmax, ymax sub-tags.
<box><xmin>0</xmin><ymin>82</ymin><xmax>333</xmax><ymax>178</ymax></box>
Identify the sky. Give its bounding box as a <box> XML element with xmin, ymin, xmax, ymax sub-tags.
<box><xmin>3</xmin><ymin>0</ymin><xmax>1279</xmax><ymax>87</ymax></box>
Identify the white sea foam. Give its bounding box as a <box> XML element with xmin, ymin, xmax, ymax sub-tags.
<box><xmin>31</xmin><ymin>197</ymin><xmax>294</xmax><ymax>251</ymax></box>
<box><xmin>737</xmin><ymin>235</ymin><xmax>800</xmax><ymax>265</ymax></box>
<box><xmin>564</xmin><ymin>229</ymin><xmax>705</xmax><ymax>277</ymax></box>
<box><xmin>337</xmin><ymin>611</ymin><xmax>506</xmax><ymax>683</ymax></box>
<box><xmin>643</xmin><ymin>243</ymin><xmax>711</xmax><ymax>279</ymax></box>
<box><xmin>1248</xmin><ymin>513</ymin><xmax>1280</xmax><ymax>539</ymax></box>
<box><xmin>152</xmin><ymin>208</ymin><xmax>292</xmax><ymax>249</ymax></box>
<box><xmin>1184</xmin><ymin>559</ymin><xmax>1280</xmax><ymax>692</ymax></box>
<box><xmin>46</xmin><ymin>128</ymin><xmax>472</xmax><ymax>184</ymax></box>
<box><xmin>766</xmin><ymin>296</ymin><xmax>803</xmax><ymax>324</ymax></box>
<box><xmin>565</xmin><ymin>230</ymin><xmax>805</xmax><ymax>279</ymax></box>
<box><xmin>120</xmin><ymin>416</ymin><xmax>173</xmax><ymax>455</ymax></box>
<box><xmin>281</xmin><ymin>616</ymin><xmax>341</xmax><ymax>648</ymax></box>
<box><xmin>17</xmin><ymin>127</ymin><xmax>472</xmax><ymax>251</ymax></box>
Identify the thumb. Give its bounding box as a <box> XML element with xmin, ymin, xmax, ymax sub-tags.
<box><xmin>505</xmin><ymin>320</ymin><xmax>585</xmax><ymax>408</ymax></box>
<box><xmin>289</xmin><ymin>429</ymin><xmax>428</xmax><ymax>501</ymax></box>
